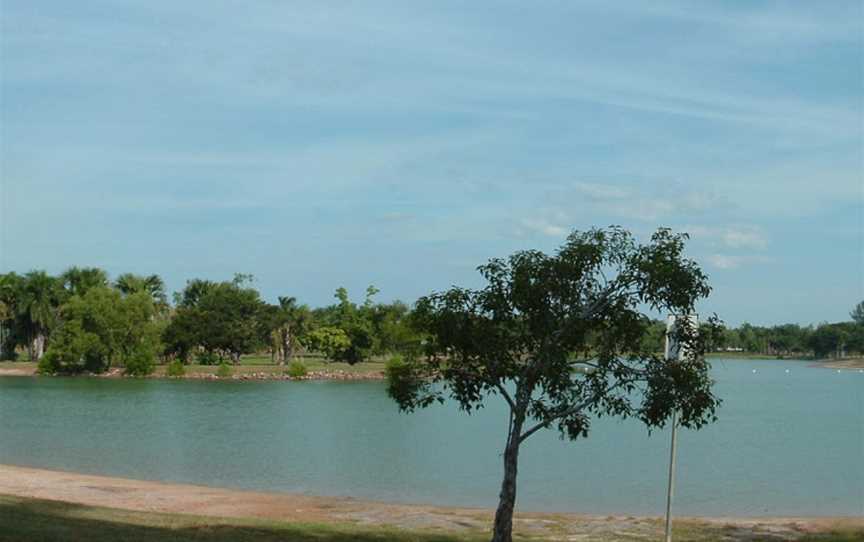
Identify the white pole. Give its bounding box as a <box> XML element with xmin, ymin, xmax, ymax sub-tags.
<box><xmin>665</xmin><ymin>408</ymin><xmax>678</xmax><ymax>542</ymax></box>
<box><xmin>663</xmin><ymin>314</ymin><xmax>680</xmax><ymax>542</ymax></box>
<box><xmin>663</xmin><ymin>313</ymin><xmax>698</xmax><ymax>542</ymax></box>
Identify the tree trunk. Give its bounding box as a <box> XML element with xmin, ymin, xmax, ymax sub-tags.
<box><xmin>30</xmin><ymin>334</ymin><xmax>46</xmax><ymax>361</ymax></box>
<box><xmin>280</xmin><ymin>326</ymin><xmax>291</xmax><ymax>366</ymax></box>
<box><xmin>491</xmin><ymin>413</ymin><xmax>524</xmax><ymax>542</ymax></box>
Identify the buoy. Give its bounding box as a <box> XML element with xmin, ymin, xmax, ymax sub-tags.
<box><xmin>752</xmin><ymin>369</ymin><xmax>757</xmax><ymax>373</ymax></box>
<box><xmin>785</xmin><ymin>369</ymin><xmax>790</xmax><ymax>374</ymax></box>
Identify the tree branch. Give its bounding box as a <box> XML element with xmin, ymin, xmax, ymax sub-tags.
<box><xmin>495</xmin><ymin>382</ymin><xmax>516</xmax><ymax>410</ymax></box>
<box><xmin>517</xmin><ymin>378</ymin><xmax>637</xmax><ymax>443</ymax></box>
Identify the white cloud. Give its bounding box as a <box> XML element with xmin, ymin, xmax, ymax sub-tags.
<box><xmin>572</xmin><ymin>182</ymin><xmax>630</xmax><ymax>201</ymax></box>
<box><xmin>686</xmin><ymin>225</ymin><xmax>768</xmax><ymax>250</ymax></box>
<box><xmin>565</xmin><ymin>181</ymin><xmax>719</xmax><ymax>222</ymax></box>
<box><xmin>706</xmin><ymin>253</ymin><xmax>773</xmax><ymax>270</ymax></box>
<box><xmin>518</xmin><ymin>218</ymin><xmax>568</xmax><ymax>238</ymax></box>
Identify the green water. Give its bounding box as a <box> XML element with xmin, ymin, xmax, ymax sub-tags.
<box><xmin>0</xmin><ymin>359</ymin><xmax>861</xmax><ymax>516</ymax></box>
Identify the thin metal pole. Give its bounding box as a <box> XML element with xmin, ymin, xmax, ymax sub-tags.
<box><xmin>665</xmin><ymin>408</ymin><xmax>678</xmax><ymax>542</ymax></box>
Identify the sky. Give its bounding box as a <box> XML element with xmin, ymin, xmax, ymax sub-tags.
<box><xmin>0</xmin><ymin>1</ymin><xmax>861</xmax><ymax>326</ymax></box>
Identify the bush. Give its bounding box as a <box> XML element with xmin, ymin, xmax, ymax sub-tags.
<box><xmin>123</xmin><ymin>348</ymin><xmax>156</xmax><ymax>376</ymax></box>
<box><xmin>196</xmin><ymin>350</ymin><xmax>220</xmax><ymax>365</ymax></box>
<box><xmin>286</xmin><ymin>361</ymin><xmax>308</xmax><ymax>378</ymax></box>
<box><xmin>215</xmin><ymin>362</ymin><xmax>232</xmax><ymax>378</ymax></box>
<box><xmin>166</xmin><ymin>360</ymin><xmax>186</xmax><ymax>377</ymax></box>
<box><xmin>37</xmin><ymin>352</ymin><xmax>58</xmax><ymax>375</ymax></box>
<box><xmin>301</xmin><ymin>327</ymin><xmax>351</xmax><ymax>362</ymax></box>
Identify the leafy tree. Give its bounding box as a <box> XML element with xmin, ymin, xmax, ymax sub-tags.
<box><xmin>163</xmin><ymin>278</ymin><xmax>264</xmax><ymax>363</ymax></box>
<box><xmin>40</xmin><ymin>288</ymin><xmax>161</xmax><ymax>374</ymax></box>
<box><xmin>173</xmin><ymin>278</ymin><xmax>216</xmax><ymax>308</ymax></box>
<box><xmin>302</xmin><ymin>326</ymin><xmax>351</xmax><ymax>361</ymax></box>
<box><xmin>851</xmin><ymin>301</ymin><xmax>864</xmax><ymax>325</ymax></box>
<box><xmin>370</xmin><ymin>301</ymin><xmax>425</xmax><ymax>357</ymax></box>
<box><xmin>387</xmin><ymin>227</ymin><xmax>720</xmax><ymax>542</ymax></box>
<box><xmin>311</xmin><ymin>286</ymin><xmax>380</xmax><ymax>364</ymax></box>
<box><xmin>808</xmin><ymin>322</ymin><xmax>860</xmax><ymax>358</ymax></box>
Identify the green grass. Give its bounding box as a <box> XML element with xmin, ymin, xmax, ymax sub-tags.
<box><xmin>6</xmin><ymin>495</ymin><xmax>864</xmax><ymax>542</ymax></box>
<box><xmin>0</xmin><ymin>495</ymin><xmax>861</xmax><ymax>542</ymax></box>
<box><xmin>0</xmin><ymin>495</ymin><xmax>488</xmax><ymax>542</ymax></box>
<box><xmin>0</xmin><ymin>357</ymin><xmax>387</xmax><ymax>378</ymax></box>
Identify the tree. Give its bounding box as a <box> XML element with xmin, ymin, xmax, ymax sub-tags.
<box><xmin>40</xmin><ymin>287</ymin><xmax>162</xmax><ymax>374</ymax></box>
<box><xmin>265</xmin><ymin>296</ymin><xmax>312</xmax><ymax>364</ymax></box>
<box><xmin>388</xmin><ymin>227</ymin><xmax>720</xmax><ymax>542</ymax></box>
<box><xmin>61</xmin><ymin>267</ymin><xmax>109</xmax><ymax>298</ymax></box>
<box><xmin>302</xmin><ymin>326</ymin><xmax>351</xmax><ymax>361</ymax></box>
<box><xmin>17</xmin><ymin>271</ymin><xmax>63</xmax><ymax>361</ymax></box>
<box><xmin>0</xmin><ymin>273</ymin><xmax>24</xmax><ymax>359</ymax></box>
<box><xmin>808</xmin><ymin>323</ymin><xmax>849</xmax><ymax>359</ymax></box>
<box><xmin>851</xmin><ymin>301</ymin><xmax>864</xmax><ymax>325</ymax></box>
<box><xmin>115</xmin><ymin>273</ymin><xmax>168</xmax><ymax>308</ymax></box>
<box><xmin>163</xmin><ymin>278</ymin><xmax>264</xmax><ymax>363</ymax></box>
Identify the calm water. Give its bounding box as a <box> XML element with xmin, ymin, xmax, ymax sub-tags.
<box><xmin>0</xmin><ymin>359</ymin><xmax>861</xmax><ymax>517</ymax></box>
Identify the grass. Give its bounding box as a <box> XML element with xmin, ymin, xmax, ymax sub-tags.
<box><xmin>1</xmin><ymin>495</ymin><xmax>861</xmax><ymax>542</ymax></box>
<box><xmin>0</xmin><ymin>356</ymin><xmax>387</xmax><ymax>378</ymax></box>
<box><xmin>0</xmin><ymin>495</ymin><xmax>487</xmax><ymax>542</ymax></box>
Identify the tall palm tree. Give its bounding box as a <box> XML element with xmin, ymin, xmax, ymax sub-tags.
<box><xmin>61</xmin><ymin>266</ymin><xmax>109</xmax><ymax>297</ymax></box>
<box><xmin>0</xmin><ymin>273</ymin><xmax>23</xmax><ymax>359</ymax></box>
<box><xmin>115</xmin><ymin>273</ymin><xmax>167</xmax><ymax>307</ymax></box>
<box><xmin>18</xmin><ymin>271</ymin><xmax>62</xmax><ymax>361</ymax></box>
<box><xmin>275</xmin><ymin>296</ymin><xmax>311</xmax><ymax>363</ymax></box>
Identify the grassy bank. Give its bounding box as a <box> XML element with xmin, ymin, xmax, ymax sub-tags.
<box><xmin>1</xmin><ymin>495</ymin><xmax>862</xmax><ymax>542</ymax></box>
<box><xmin>0</xmin><ymin>495</ymin><xmax>483</xmax><ymax>542</ymax></box>
<box><xmin>0</xmin><ymin>357</ymin><xmax>387</xmax><ymax>379</ymax></box>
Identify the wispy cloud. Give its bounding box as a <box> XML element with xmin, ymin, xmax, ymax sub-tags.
<box><xmin>706</xmin><ymin>254</ymin><xmax>774</xmax><ymax>271</ymax></box>
<box><xmin>517</xmin><ymin>218</ymin><xmax>569</xmax><ymax>238</ymax></box>
<box><xmin>686</xmin><ymin>226</ymin><xmax>769</xmax><ymax>250</ymax></box>
<box><xmin>1</xmin><ymin>1</ymin><xmax>859</xmax><ymax>324</ymax></box>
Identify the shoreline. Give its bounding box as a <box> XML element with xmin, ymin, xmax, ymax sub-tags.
<box><xmin>0</xmin><ymin>364</ymin><xmax>385</xmax><ymax>381</ymax></box>
<box><xmin>0</xmin><ymin>464</ymin><xmax>860</xmax><ymax>540</ymax></box>
<box><xmin>1</xmin><ymin>355</ymin><xmax>862</xmax><ymax>381</ymax></box>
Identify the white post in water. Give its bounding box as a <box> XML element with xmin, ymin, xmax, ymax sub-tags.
<box><xmin>664</xmin><ymin>313</ymin><xmax>696</xmax><ymax>542</ymax></box>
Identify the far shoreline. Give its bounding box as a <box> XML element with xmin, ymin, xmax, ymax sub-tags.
<box><xmin>2</xmin><ymin>355</ymin><xmax>862</xmax><ymax>381</ymax></box>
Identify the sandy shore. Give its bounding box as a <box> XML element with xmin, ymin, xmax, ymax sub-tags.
<box><xmin>0</xmin><ymin>464</ymin><xmax>860</xmax><ymax>540</ymax></box>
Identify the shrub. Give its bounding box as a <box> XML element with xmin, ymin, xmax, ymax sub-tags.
<box><xmin>301</xmin><ymin>327</ymin><xmax>351</xmax><ymax>362</ymax></box>
<box><xmin>123</xmin><ymin>348</ymin><xmax>156</xmax><ymax>376</ymax></box>
<box><xmin>196</xmin><ymin>350</ymin><xmax>220</xmax><ymax>366</ymax></box>
<box><xmin>166</xmin><ymin>360</ymin><xmax>186</xmax><ymax>377</ymax></box>
<box><xmin>215</xmin><ymin>362</ymin><xmax>232</xmax><ymax>378</ymax></box>
<box><xmin>286</xmin><ymin>361</ymin><xmax>308</xmax><ymax>378</ymax></box>
<box><xmin>37</xmin><ymin>351</ymin><xmax>58</xmax><ymax>375</ymax></box>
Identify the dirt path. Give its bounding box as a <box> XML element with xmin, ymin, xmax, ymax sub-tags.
<box><xmin>0</xmin><ymin>464</ymin><xmax>860</xmax><ymax>540</ymax></box>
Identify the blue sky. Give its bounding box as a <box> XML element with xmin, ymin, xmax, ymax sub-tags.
<box><xmin>1</xmin><ymin>1</ymin><xmax>861</xmax><ymax>326</ymax></box>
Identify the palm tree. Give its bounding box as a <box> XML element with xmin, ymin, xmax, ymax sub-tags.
<box><xmin>272</xmin><ymin>296</ymin><xmax>311</xmax><ymax>364</ymax></box>
<box><xmin>61</xmin><ymin>266</ymin><xmax>109</xmax><ymax>297</ymax></box>
<box><xmin>115</xmin><ymin>273</ymin><xmax>167</xmax><ymax>307</ymax></box>
<box><xmin>18</xmin><ymin>271</ymin><xmax>62</xmax><ymax>361</ymax></box>
<box><xmin>0</xmin><ymin>273</ymin><xmax>23</xmax><ymax>359</ymax></box>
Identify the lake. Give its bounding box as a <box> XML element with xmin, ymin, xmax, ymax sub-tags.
<box><xmin>0</xmin><ymin>359</ymin><xmax>861</xmax><ymax>517</ymax></box>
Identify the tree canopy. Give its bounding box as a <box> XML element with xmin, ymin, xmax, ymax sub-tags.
<box><xmin>388</xmin><ymin>227</ymin><xmax>721</xmax><ymax>542</ymax></box>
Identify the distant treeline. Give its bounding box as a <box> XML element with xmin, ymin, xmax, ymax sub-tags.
<box><xmin>634</xmin><ymin>311</ymin><xmax>864</xmax><ymax>360</ymax></box>
<box><xmin>0</xmin><ymin>268</ymin><xmax>861</xmax><ymax>375</ymax></box>
<box><xmin>0</xmin><ymin>268</ymin><xmax>423</xmax><ymax>375</ymax></box>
